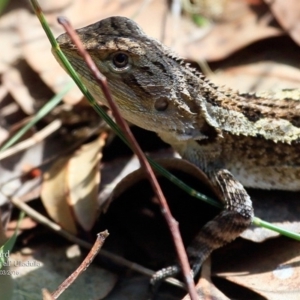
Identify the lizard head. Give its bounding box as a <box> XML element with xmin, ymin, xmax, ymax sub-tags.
<box><xmin>56</xmin><ymin>16</ymin><xmax>222</xmax><ymax>142</ymax></box>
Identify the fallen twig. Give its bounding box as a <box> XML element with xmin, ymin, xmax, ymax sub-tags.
<box><xmin>51</xmin><ymin>231</ymin><xmax>109</xmax><ymax>299</ymax></box>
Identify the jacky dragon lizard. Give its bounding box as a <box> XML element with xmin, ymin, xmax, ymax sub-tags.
<box><xmin>56</xmin><ymin>16</ymin><xmax>300</xmax><ymax>283</ymax></box>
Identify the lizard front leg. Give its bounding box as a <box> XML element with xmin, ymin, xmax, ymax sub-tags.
<box><xmin>151</xmin><ymin>167</ymin><xmax>253</xmax><ymax>287</ymax></box>
<box><xmin>187</xmin><ymin>168</ymin><xmax>253</xmax><ymax>275</ymax></box>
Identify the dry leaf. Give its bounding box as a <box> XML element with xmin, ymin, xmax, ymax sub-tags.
<box><xmin>0</xmin><ymin>9</ymin><xmax>22</xmax><ymax>73</ymax></box>
<box><xmin>109</xmin><ymin>158</ymin><xmax>218</xmax><ymax>206</ymax></box>
<box><xmin>215</xmin><ymin>238</ymin><xmax>300</xmax><ymax>300</ymax></box>
<box><xmin>66</xmin><ymin>134</ymin><xmax>105</xmax><ymax>231</ymax></box>
<box><xmin>17</xmin><ymin>9</ymin><xmax>81</xmax><ymax>105</ymax></box>
<box><xmin>265</xmin><ymin>0</ymin><xmax>300</xmax><ymax>46</ymax></box>
<box><xmin>3</xmin><ymin>66</ymin><xmax>36</xmax><ymax>115</ymax></box>
<box><xmin>241</xmin><ymin>188</ymin><xmax>300</xmax><ymax>242</ymax></box>
<box><xmin>183</xmin><ymin>258</ymin><xmax>229</xmax><ymax>300</ymax></box>
<box><xmin>41</xmin><ymin>134</ymin><xmax>106</xmax><ymax>233</ymax></box>
<box><xmin>182</xmin><ymin>1</ymin><xmax>283</xmax><ymax>61</ymax></box>
<box><xmin>210</xmin><ymin>62</ymin><xmax>300</xmax><ymax>93</ymax></box>
<box><xmin>38</xmin><ymin>0</ymin><xmax>73</xmax><ymax>12</ymax></box>
<box><xmin>41</xmin><ymin>156</ymin><xmax>77</xmax><ymax>234</ymax></box>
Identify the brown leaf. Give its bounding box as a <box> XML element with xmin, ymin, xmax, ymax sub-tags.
<box><xmin>210</xmin><ymin>62</ymin><xmax>300</xmax><ymax>93</ymax></box>
<box><xmin>17</xmin><ymin>9</ymin><xmax>81</xmax><ymax>105</ymax></box>
<box><xmin>214</xmin><ymin>238</ymin><xmax>300</xmax><ymax>300</ymax></box>
<box><xmin>41</xmin><ymin>156</ymin><xmax>77</xmax><ymax>234</ymax></box>
<box><xmin>0</xmin><ymin>9</ymin><xmax>22</xmax><ymax>73</ymax></box>
<box><xmin>38</xmin><ymin>0</ymin><xmax>73</xmax><ymax>12</ymax></box>
<box><xmin>265</xmin><ymin>0</ymin><xmax>300</xmax><ymax>46</ymax></box>
<box><xmin>66</xmin><ymin>134</ymin><xmax>106</xmax><ymax>231</ymax></box>
<box><xmin>241</xmin><ymin>189</ymin><xmax>300</xmax><ymax>242</ymax></box>
<box><xmin>109</xmin><ymin>158</ymin><xmax>218</xmax><ymax>207</ymax></box>
<box><xmin>183</xmin><ymin>258</ymin><xmax>230</xmax><ymax>300</ymax></box>
<box><xmin>41</xmin><ymin>134</ymin><xmax>106</xmax><ymax>233</ymax></box>
<box><xmin>3</xmin><ymin>66</ymin><xmax>36</xmax><ymax>115</ymax></box>
<box><xmin>181</xmin><ymin>1</ymin><xmax>283</xmax><ymax>61</ymax></box>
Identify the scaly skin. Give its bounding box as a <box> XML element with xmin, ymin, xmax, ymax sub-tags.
<box><xmin>55</xmin><ymin>16</ymin><xmax>300</xmax><ymax>284</ymax></box>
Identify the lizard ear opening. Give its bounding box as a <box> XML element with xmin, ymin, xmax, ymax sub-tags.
<box><xmin>154</xmin><ymin>98</ymin><xmax>169</xmax><ymax>111</ymax></box>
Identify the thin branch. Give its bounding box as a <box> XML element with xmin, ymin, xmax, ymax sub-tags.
<box><xmin>51</xmin><ymin>231</ymin><xmax>109</xmax><ymax>299</ymax></box>
<box><xmin>42</xmin><ymin>289</ymin><xmax>55</xmax><ymax>300</ymax></box>
<box><xmin>0</xmin><ymin>120</ymin><xmax>62</xmax><ymax>160</ymax></box>
<box><xmin>57</xmin><ymin>17</ymin><xmax>198</xmax><ymax>300</ymax></box>
<box><xmin>10</xmin><ymin>196</ymin><xmax>184</xmax><ymax>288</ymax></box>
<box><xmin>0</xmin><ymin>83</ymin><xmax>71</xmax><ymax>152</ymax></box>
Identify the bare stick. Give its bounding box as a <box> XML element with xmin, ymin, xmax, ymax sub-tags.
<box><xmin>42</xmin><ymin>289</ymin><xmax>55</xmax><ymax>300</ymax></box>
<box><xmin>0</xmin><ymin>120</ymin><xmax>62</xmax><ymax>160</ymax></box>
<box><xmin>51</xmin><ymin>231</ymin><xmax>109</xmax><ymax>299</ymax></box>
<box><xmin>57</xmin><ymin>17</ymin><xmax>198</xmax><ymax>300</ymax></box>
<box><xmin>10</xmin><ymin>196</ymin><xmax>184</xmax><ymax>288</ymax></box>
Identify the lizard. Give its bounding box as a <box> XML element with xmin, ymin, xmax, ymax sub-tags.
<box><xmin>55</xmin><ymin>16</ymin><xmax>300</xmax><ymax>286</ymax></box>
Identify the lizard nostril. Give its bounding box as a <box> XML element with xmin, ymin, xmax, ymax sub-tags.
<box><xmin>154</xmin><ymin>98</ymin><xmax>169</xmax><ymax>111</ymax></box>
<box><xmin>112</xmin><ymin>52</ymin><xmax>129</xmax><ymax>68</ymax></box>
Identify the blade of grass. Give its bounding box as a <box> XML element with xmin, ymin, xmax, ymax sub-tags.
<box><xmin>29</xmin><ymin>0</ymin><xmax>300</xmax><ymax>242</ymax></box>
<box><xmin>0</xmin><ymin>83</ymin><xmax>72</xmax><ymax>152</ymax></box>
<box><xmin>0</xmin><ymin>0</ymin><xmax>9</xmax><ymax>15</ymax></box>
<box><xmin>0</xmin><ymin>211</ymin><xmax>25</xmax><ymax>269</ymax></box>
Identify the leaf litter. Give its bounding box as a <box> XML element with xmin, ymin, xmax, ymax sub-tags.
<box><xmin>0</xmin><ymin>0</ymin><xmax>300</xmax><ymax>299</ymax></box>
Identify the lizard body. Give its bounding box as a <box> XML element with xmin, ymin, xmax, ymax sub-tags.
<box><xmin>56</xmin><ymin>16</ymin><xmax>300</xmax><ymax>284</ymax></box>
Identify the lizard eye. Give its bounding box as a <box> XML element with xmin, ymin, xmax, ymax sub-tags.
<box><xmin>112</xmin><ymin>52</ymin><xmax>129</xmax><ymax>68</ymax></box>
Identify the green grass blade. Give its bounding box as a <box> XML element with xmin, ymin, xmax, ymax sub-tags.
<box><xmin>0</xmin><ymin>211</ymin><xmax>25</xmax><ymax>269</ymax></box>
<box><xmin>0</xmin><ymin>84</ymin><xmax>72</xmax><ymax>152</ymax></box>
<box><xmin>253</xmin><ymin>217</ymin><xmax>300</xmax><ymax>241</ymax></box>
<box><xmin>0</xmin><ymin>0</ymin><xmax>9</xmax><ymax>15</ymax></box>
<box><xmin>147</xmin><ymin>157</ymin><xmax>222</xmax><ymax>208</ymax></box>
